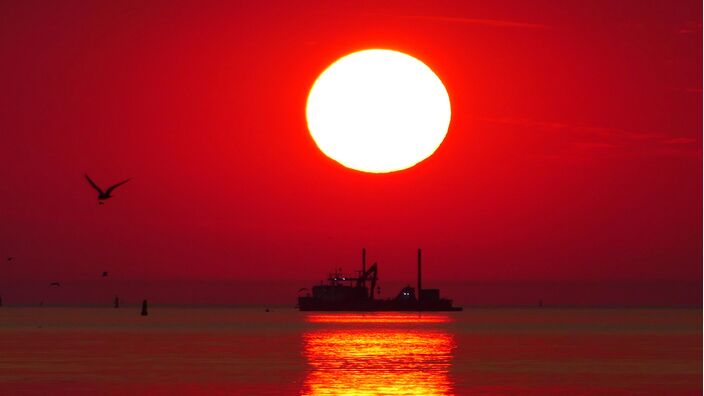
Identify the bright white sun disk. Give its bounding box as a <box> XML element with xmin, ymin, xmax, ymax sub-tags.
<box><xmin>306</xmin><ymin>49</ymin><xmax>451</xmax><ymax>173</ymax></box>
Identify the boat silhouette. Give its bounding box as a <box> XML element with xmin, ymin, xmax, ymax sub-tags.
<box><xmin>298</xmin><ymin>248</ymin><xmax>462</xmax><ymax>311</ymax></box>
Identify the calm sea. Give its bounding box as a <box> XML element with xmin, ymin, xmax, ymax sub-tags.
<box><xmin>0</xmin><ymin>307</ymin><xmax>700</xmax><ymax>395</ymax></box>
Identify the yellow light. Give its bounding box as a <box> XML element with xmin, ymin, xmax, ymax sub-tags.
<box><xmin>301</xmin><ymin>313</ymin><xmax>455</xmax><ymax>395</ymax></box>
<box><xmin>306</xmin><ymin>49</ymin><xmax>451</xmax><ymax>173</ymax></box>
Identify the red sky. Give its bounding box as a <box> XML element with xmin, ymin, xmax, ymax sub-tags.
<box><xmin>1</xmin><ymin>1</ymin><xmax>701</xmax><ymax>306</ymax></box>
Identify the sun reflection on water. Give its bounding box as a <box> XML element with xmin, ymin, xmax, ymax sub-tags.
<box><xmin>301</xmin><ymin>313</ymin><xmax>455</xmax><ymax>396</ymax></box>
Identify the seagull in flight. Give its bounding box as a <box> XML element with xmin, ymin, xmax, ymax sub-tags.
<box><xmin>49</xmin><ymin>282</ymin><xmax>61</xmax><ymax>287</ymax></box>
<box><xmin>84</xmin><ymin>174</ymin><xmax>130</xmax><ymax>204</ymax></box>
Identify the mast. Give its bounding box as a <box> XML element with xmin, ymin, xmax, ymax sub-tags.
<box><xmin>417</xmin><ymin>248</ymin><xmax>422</xmax><ymax>304</ymax></box>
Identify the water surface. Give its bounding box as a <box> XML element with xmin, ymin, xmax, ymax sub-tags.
<box><xmin>0</xmin><ymin>307</ymin><xmax>699</xmax><ymax>395</ymax></box>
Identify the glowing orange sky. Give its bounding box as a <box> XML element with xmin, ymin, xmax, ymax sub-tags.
<box><xmin>0</xmin><ymin>1</ymin><xmax>700</xmax><ymax>305</ymax></box>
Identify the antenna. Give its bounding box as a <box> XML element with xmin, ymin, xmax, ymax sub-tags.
<box><xmin>362</xmin><ymin>248</ymin><xmax>366</xmax><ymax>287</ymax></box>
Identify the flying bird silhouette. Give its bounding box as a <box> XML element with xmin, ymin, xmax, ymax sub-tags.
<box><xmin>102</xmin><ymin>271</ymin><xmax>108</xmax><ymax>277</ymax></box>
<box><xmin>84</xmin><ymin>174</ymin><xmax>131</xmax><ymax>204</ymax></box>
<box><xmin>49</xmin><ymin>282</ymin><xmax>61</xmax><ymax>287</ymax></box>
<box><xmin>7</xmin><ymin>257</ymin><xmax>13</xmax><ymax>261</ymax></box>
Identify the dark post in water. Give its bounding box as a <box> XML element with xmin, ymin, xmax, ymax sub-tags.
<box><xmin>113</xmin><ymin>295</ymin><xmax>119</xmax><ymax>309</ymax></box>
<box><xmin>141</xmin><ymin>300</ymin><xmax>148</xmax><ymax>316</ymax></box>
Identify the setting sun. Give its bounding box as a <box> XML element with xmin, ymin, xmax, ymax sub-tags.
<box><xmin>306</xmin><ymin>49</ymin><xmax>451</xmax><ymax>173</ymax></box>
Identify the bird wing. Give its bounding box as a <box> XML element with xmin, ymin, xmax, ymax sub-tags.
<box><xmin>84</xmin><ymin>174</ymin><xmax>104</xmax><ymax>194</ymax></box>
<box><xmin>106</xmin><ymin>178</ymin><xmax>131</xmax><ymax>195</ymax></box>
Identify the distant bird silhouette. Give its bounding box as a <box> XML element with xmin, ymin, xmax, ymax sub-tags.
<box><xmin>102</xmin><ymin>271</ymin><xmax>108</xmax><ymax>277</ymax></box>
<box><xmin>84</xmin><ymin>174</ymin><xmax>130</xmax><ymax>204</ymax></box>
<box><xmin>7</xmin><ymin>257</ymin><xmax>13</xmax><ymax>262</ymax></box>
<box><xmin>49</xmin><ymin>282</ymin><xmax>61</xmax><ymax>287</ymax></box>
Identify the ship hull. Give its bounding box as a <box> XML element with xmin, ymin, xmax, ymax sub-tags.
<box><xmin>298</xmin><ymin>297</ymin><xmax>462</xmax><ymax>311</ymax></box>
<box><xmin>298</xmin><ymin>306</ymin><xmax>463</xmax><ymax>312</ymax></box>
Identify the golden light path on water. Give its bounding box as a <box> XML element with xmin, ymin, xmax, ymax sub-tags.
<box><xmin>301</xmin><ymin>313</ymin><xmax>455</xmax><ymax>396</ymax></box>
